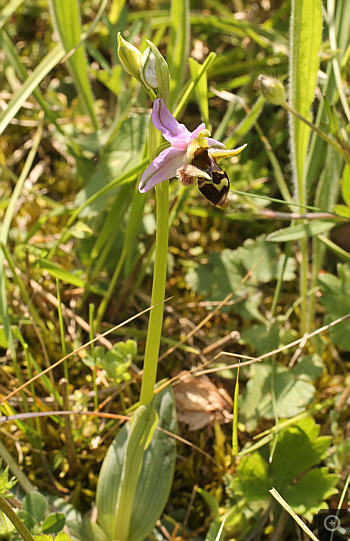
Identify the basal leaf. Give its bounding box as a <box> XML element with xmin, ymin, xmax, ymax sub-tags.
<box><xmin>232</xmin><ymin>418</ymin><xmax>335</xmax><ymax>521</ymax></box>
<box><xmin>114</xmin><ymin>402</ymin><xmax>158</xmax><ymax>540</ymax></box>
<box><xmin>42</xmin><ymin>513</ymin><xmax>66</xmax><ymax>534</ymax></box>
<box><xmin>22</xmin><ymin>491</ymin><xmax>47</xmax><ymax>523</ymax></box>
<box><xmin>272</xmin><ymin>417</ymin><xmax>331</xmax><ymax>487</ymax></box>
<box><xmin>95</xmin><ymin>424</ymin><xmax>128</xmax><ymax>539</ymax></box>
<box><xmin>128</xmin><ymin>386</ymin><xmax>177</xmax><ymax>541</ymax></box>
<box><xmin>292</xmin><ymin>354</ymin><xmax>323</xmax><ymax>381</ymax></box>
<box><xmin>55</xmin><ymin>501</ymin><xmax>108</xmax><ymax>541</ymax></box>
<box><xmin>185</xmin><ymin>249</ymin><xmax>246</xmax><ymax>301</ymax></box>
<box><xmin>240</xmin><ymin>360</ymin><xmax>318</xmax><ymax>431</ymax></box>
<box><xmin>96</xmin><ymin>387</ymin><xmax>176</xmax><ymax>541</ymax></box>
<box><xmin>233</xmin><ymin>452</ymin><xmax>271</xmax><ymax>502</ymax></box>
<box><xmin>284</xmin><ymin>468</ymin><xmax>338</xmax><ymax>522</ymax></box>
<box><xmin>185</xmin><ymin>236</ymin><xmax>295</xmax><ymax>313</ymax></box>
<box><xmin>240</xmin><ymin>321</ymin><xmax>280</xmax><ymax>356</ymax></box>
<box><xmin>238</xmin><ymin>235</ymin><xmax>296</xmax><ymax>283</ymax></box>
<box><xmin>197</xmin><ymin>488</ymin><xmax>220</xmax><ymax>520</ymax></box>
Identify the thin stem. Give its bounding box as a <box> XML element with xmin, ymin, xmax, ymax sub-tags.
<box><xmin>254</xmin><ymin>121</ymin><xmax>294</xmax><ymax>208</ymax></box>
<box><xmin>299</xmin><ymin>237</ymin><xmax>308</xmax><ymax>333</ymax></box>
<box><xmin>89</xmin><ymin>304</ymin><xmax>99</xmax><ymax>411</ymax></box>
<box><xmin>0</xmin><ymin>497</ymin><xmax>35</xmax><ymax>541</ymax></box>
<box><xmin>139</xmin><ymin>180</ymin><xmax>169</xmax><ymax>406</ymax></box>
<box><xmin>256</xmin><ymin>209</ymin><xmax>340</xmax><ymax>220</ymax></box>
<box><xmin>283</xmin><ymin>101</ymin><xmax>350</xmax><ymax>164</ymax></box>
<box><xmin>172</xmin><ymin>52</ymin><xmax>216</xmax><ymax>118</ymax></box>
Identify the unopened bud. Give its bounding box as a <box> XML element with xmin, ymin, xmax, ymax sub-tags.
<box><xmin>140</xmin><ymin>47</ymin><xmax>158</xmax><ymax>89</ymax></box>
<box><xmin>142</xmin><ymin>40</ymin><xmax>170</xmax><ymax>102</ymax></box>
<box><xmin>257</xmin><ymin>75</ymin><xmax>286</xmax><ymax>106</ymax></box>
<box><xmin>117</xmin><ymin>33</ymin><xmax>142</xmax><ymax>80</ymax></box>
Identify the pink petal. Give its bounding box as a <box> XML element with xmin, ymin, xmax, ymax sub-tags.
<box><xmin>139</xmin><ymin>146</ymin><xmax>186</xmax><ymax>193</ymax></box>
<box><xmin>152</xmin><ymin>99</ymin><xmax>191</xmax><ymax>150</ymax></box>
<box><xmin>206</xmin><ymin>137</ymin><xmax>226</xmax><ymax>149</ymax></box>
<box><xmin>190</xmin><ymin>123</ymin><xmax>206</xmax><ymax>140</ymax></box>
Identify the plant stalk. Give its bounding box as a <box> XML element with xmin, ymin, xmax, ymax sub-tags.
<box><xmin>0</xmin><ymin>497</ymin><xmax>35</xmax><ymax>541</ymax></box>
<box><xmin>139</xmin><ymin>180</ymin><xmax>169</xmax><ymax>406</ymax></box>
<box><xmin>283</xmin><ymin>101</ymin><xmax>350</xmax><ymax>165</ymax></box>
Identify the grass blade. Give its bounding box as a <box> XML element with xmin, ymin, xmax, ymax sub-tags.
<box><xmin>317</xmin><ymin>235</ymin><xmax>350</xmax><ymax>262</ymax></box>
<box><xmin>305</xmin><ymin>0</ymin><xmax>350</xmax><ymax>191</ymax></box>
<box><xmin>0</xmin><ymin>0</ymin><xmax>25</xmax><ymax>29</ymax></box>
<box><xmin>327</xmin><ymin>0</ymin><xmax>350</xmax><ymax>122</ymax></box>
<box><xmin>0</xmin><ymin>30</ymin><xmax>67</xmax><ymax>135</ymax></box>
<box><xmin>289</xmin><ymin>0</ymin><xmax>322</xmax><ymax>201</ymax></box>
<box><xmin>232</xmin><ymin>364</ymin><xmax>240</xmax><ymax>456</ymax></box>
<box><xmin>309</xmin><ymin>147</ymin><xmax>343</xmax><ymax>324</ymax></box>
<box><xmin>289</xmin><ymin>0</ymin><xmax>322</xmax><ymax>331</ymax></box>
<box><xmin>173</xmin><ymin>52</ymin><xmax>216</xmax><ymax>118</ymax></box>
<box><xmin>0</xmin><ymin>120</ymin><xmax>43</xmax><ymax>357</ymax></box>
<box><xmin>167</xmin><ymin>0</ymin><xmax>190</xmax><ymax>109</ymax></box>
<box><xmin>267</xmin><ymin>221</ymin><xmax>336</xmax><ymax>242</ymax></box>
<box><xmin>48</xmin><ymin>0</ymin><xmax>99</xmax><ymax>129</ymax></box>
<box><xmin>269</xmin><ymin>488</ymin><xmax>320</xmax><ymax>541</ymax></box>
<box><xmin>0</xmin><ymin>45</ymin><xmax>64</xmax><ymax>134</ymax></box>
<box><xmin>189</xmin><ymin>58</ymin><xmax>209</xmax><ymax>127</ymax></box>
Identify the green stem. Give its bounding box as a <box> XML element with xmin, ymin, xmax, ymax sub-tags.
<box><xmin>139</xmin><ymin>180</ymin><xmax>169</xmax><ymax>406</ymax></box>
<box><xmin>299</xmin><ymin>237</ymin><xmax>308</xmax><ymax>333</ymax></box>
<box><xmin>0</xmin><ymin>497</ymin><xmax>35</xmax><ymax>541</ymax></box>
<box><xmin>254</xmin><ymin>121</ymin><xmax>294</xmax><ymax>209</ymax></box>
<box><xmin>89</xmin><ymin>304</ymin><xmax>99</xmax><ymax>411</ymax></box>
<box><xmin>283</xmin><ymin>101</ymin><xmax>350</xmax><ymax>165</ymax></box>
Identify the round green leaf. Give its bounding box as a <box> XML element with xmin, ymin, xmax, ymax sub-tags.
<box><xmin>23</xmin><ymin>491</ymin><xmax>47</xmax><ymax>523</ymax></box>
<box><xmin>42</xmin><ymin>513</ymin><xmax>66</xmax><ymax>534</ymax></box>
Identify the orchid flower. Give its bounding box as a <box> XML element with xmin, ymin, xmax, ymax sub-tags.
<box><xmin>139</xmin><ymin>98</ymin><xmax>247</xmax><ymax>207</ymax></box>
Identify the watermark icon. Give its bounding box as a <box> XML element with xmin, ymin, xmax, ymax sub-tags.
<box><xmin>318</xmin><ymin>510</ymin><xmax>350</xmax><ymax>540</ymax></box>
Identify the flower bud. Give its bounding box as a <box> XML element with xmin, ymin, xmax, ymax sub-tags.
<box><xmin>117</xmin><ymin>33</ymin><xmax>142</xmax><ymax>80</ymax></box>
<box><xmin>140</xmin><ymin>47</ymin><xmax>158</xmax><ymax>89</ymax></box>
<box><xmin>142</xmin><ymin>40</ymin><xmax>170</xmax><ymax>102</ymax></box>
<box><xmin>257</xmin><ymin>75</ymin><xmax>286</xmax><ymax>106</ymax></box>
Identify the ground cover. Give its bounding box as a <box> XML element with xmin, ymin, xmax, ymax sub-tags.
<box><xmin>0</xmin><ymin>0</ymin><xmax>349</xmax><ymax>539</ymax></box>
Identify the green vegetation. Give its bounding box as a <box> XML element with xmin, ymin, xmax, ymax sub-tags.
<box><xmin>0</xmin><ymin>0</ymin><xmax>349</xmax><ymax>539</ymax></box>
